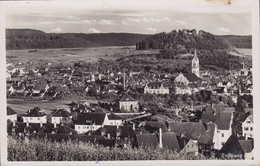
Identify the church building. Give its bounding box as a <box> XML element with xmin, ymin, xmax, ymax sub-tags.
<box><xmin>192</xmin><ymin>49</ymin><xmax>200</xmax><ymax>77</ymax></box>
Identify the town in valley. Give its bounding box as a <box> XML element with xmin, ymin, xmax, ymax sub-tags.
<box><xmin>6</xmin><ymin>28</ymin><xmax>253</xmax><ymax>160</ymax></box>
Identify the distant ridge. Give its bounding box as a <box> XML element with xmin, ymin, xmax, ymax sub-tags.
<box><xmin>6</xmin><ymin>29</ymin><xmax>251</xmax><ymax>50</ymax></box>
<box><xmin>6</xmin><ymin>29</ymin><xmax>151</xmax><ymax>50</ymax></box>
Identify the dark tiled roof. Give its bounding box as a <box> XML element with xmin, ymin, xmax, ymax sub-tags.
<box><xmin>52</xmin><ymin>109</ymin><xmax>71</xmax><ymax>117</ymax></box>
<box><xmin>183</xmin><ymin>73</ymin><xmax>201</xmax><ymax>83</ymax></box>
<box><xmin>220</xmin><ymin>136</ymin><xmax>254</xmax><ymax>154</ymax></box>
<box><xmin>56</xmin><ymin>125</ymin><xmax>77</xmax><ymax>135</ymax></box>
<box><xmin>177</xmin><ymin>136</ymin><xmax>191</xmax><ymax>150</ymax></box>
<box><xmin>215</xmin><ymin>112</ymin><xmax>232</xmax><ymax>130</ymax></box>
<box><xmin>158</xmin><ymin>132</ymin><xmax>180</xmax><ymax>152</ymax></box>
<box><xmin>238</xmin><ymin>140</ymin><xmax>254</xmax><ymax>153</ymax></box>
<box><xmin>168</xmin><ymin>122</ymin><xmax>215</xmax><ymax>145</ymax></box>
<box><xmin>75</xmin><ymin>112</ymin><xmax>106</xmax><ymax>125</ymax></box>
<box><xmin>24</xmin><ymin>107</ymin><xmax>46</xmax><ymax>117</ymax></box>
<box><xmin>107</xmin><ymin>113</ymin><xmax>122</xmax><ymax>120</ymax></box>
<box><xmin>136</xmin><ymin>133</ymin><xmax>158</xmax><ymax>148</ymax></box>
<box><xmin>7</xmin><ymin>106</ymin><xmax>17</xmax><ymax>115</ymax></box>
<box><xmin>7</xmin><ymin>122</ymin><xmax>55</xmax><ymax>134</ymax></box>
<box><xmin>120</xmin><ymin>93</ymin><xmax>137</xmax><ymax>102</ymax></box>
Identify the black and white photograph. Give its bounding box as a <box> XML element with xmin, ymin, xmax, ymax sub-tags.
<box><xmin>0</xmin><ymin>0</ymin><xmax>259</xmax><ymax>165</ymax></box>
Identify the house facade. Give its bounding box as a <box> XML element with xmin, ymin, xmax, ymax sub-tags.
<box><xmin>22</xmin><ymin>107</ymin><xmax>47</xmax><ymax>123</ymax></box>
<box><xmin>51</xmin><ymin>109</ymin><xmax>72</xmax><ymax>124</ymax></box>
<box><xmin>119</xmin><ymin>94</ymin><xmax>139</xmax><ymax>112</ymax></box>
<box><xmin>144</xmin><ymin>82</ymin><xmax>169</xmax><ymax>94</ymax></box>
<box><xmin>242</xmin><ymin>115</ymin><xmax>253</xmax><ymax>139</ymax></box>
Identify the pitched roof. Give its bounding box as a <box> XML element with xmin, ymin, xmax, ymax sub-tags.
<box><xmin>215</xmin><ymin>112</ymin><xmax>232</xmax><ymax>130</ymax></box>
<box><xmin>7</xmin><ymin>106</ymin><xmax>17</xmax><ymax>115</ymax></box>
<box><xmin>167</xmin><ymin>122</ymin><xmax>215</xmax><ymax>145</ymax></box>
<box><xmin>107</xmin><ymin>113</ymin><xmax>122</xmax><ymax>120</ymax></box>
<box><xmin>24</xmin><ymin>107</ymin><xmax>46</xmax><ymax>117</ymax></box>
<box><xmin>136</xmin><ymin>133</ymin><xmax>158</xmax><ymax>148</ymax></box>
<box><xmin>238</xmin><ymin>140</ymin><xmax>254</xmax><ymax>153</ymax></box>
<box><xmin>119</xmin><ymin>93</ymin><xmax>137</xmax><ymax>102</ymax></box>
<box><xmin>52</xmin><ymin>109</ymin><xmax>71</xmax><ymax>117</ymax></box>
<box><xmin>75</xmin><ymin>112</ymin><xmax>106</xmax><ymax>125</ymax></box>
<box><xmin>183</xmin><ymin>73</ymin><xmax>201</xmax><ymax>83</ymax></box>
<box><xmin>221</xmin><ymin>135</ymin><xmax>254</xmax><ymax>154</ymax></box>
<box><xmin>56</xmin><ymin>125</ymin><xmax>77</xmax><ymax>135</ymax></box>
<box><xmin>177</xmin><ymin>136</ymin><xmax>192</xmax><ymax>150</ymax></box>
<box><xmin>201</xmin><ymin>104</ymin><xmax>232</xmax><ymax>130</ymax></box>
<box><xmin>159</xmin><ymin>132</ymin><xmax>180</xmax><ymax>152</ymax></box>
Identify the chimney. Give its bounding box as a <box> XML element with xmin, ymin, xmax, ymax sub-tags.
<box><xmin>159</xmin><ymin>128</ymin><xmax>163</xmax><ymax>148</ymax></box>
<box><xmin>132</xmin><ymin>123</ymin><xmax>135</xmax><ymax>131</ymax></box>
<box><xmin>54</xmin><ymin>122</ymin><xmax>57</xmax><ymax>128</ymax></box>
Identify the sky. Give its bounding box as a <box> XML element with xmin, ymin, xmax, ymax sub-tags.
<box><xmin>4</xmin><ymin>0</ymin><xmax>253</xmax><ymax>35</ymax></box>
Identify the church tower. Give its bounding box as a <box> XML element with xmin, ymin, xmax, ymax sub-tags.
<box><xmin>192</xmin><ymin>48</ymin><xmax>200</xmax><ymax>77</ymax></box>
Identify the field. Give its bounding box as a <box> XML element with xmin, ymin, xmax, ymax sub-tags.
<box><xmin>7</xmin><ymin>99</ymin><xmax>99</xmax><ymax>115</ymax></box>
<box><xmin>6</xmin><ymin>46</ymin><xmax>138</xmax><ymax>65</ymax></box>
<box><xmin>229</xmin><ymin>48</ymin><xmax>252</xmax><ymax>58</ymax></box>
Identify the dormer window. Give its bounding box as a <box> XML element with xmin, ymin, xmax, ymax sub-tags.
<box><xmin>246</xmin><ymin>121</ymin><xmax>251</xmax><ymax>124</ymax></box>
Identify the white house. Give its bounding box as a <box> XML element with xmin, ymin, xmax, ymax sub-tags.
<box><xmin>175</xmin><ymin>84</ymin><xmax>192</xmax><ymax>95</ymax></box>
<box><xmin>144</xmin><ymin>82</ymin><xmax>169</xmax><ymax>94</ymax></box>
<box><xmin>242</xmin><ymin>115</ymin><xmax>253</xmax><ymax>139</ymax></box>
<box><xmin>51</xmin><ymin>108</ymin><xmax>72</xmax><ymax>124</ymax></box>
<box><xmin>7</xmin><ymin>106</ymin><xmax>17</xmax><ymax>122</ymax></box>
<box><xmin>22</xmin><ymin>107</ymin><xmax>47</xmax><ymax>123</ymax></box>
<box><xmin>119</xmin><ymin>93</ymin><xmax>139</xmax><ymax>112</ymax></box>
<box><xmin>75</xmin><ymin>112</ymin><xmax>110</xmax><ymax>134</ymax></box>
<box><xmin>213</xmin><ymin>112</ymin><xmax>233</xmax><ymax>150</ymax></box>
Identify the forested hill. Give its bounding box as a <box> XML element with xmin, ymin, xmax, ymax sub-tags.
<box><xmin>136</xmin><ymin>29</ymin><xmax>233</xmax><ymax>52</ymax></box>
<box><xmin>136</xmin><ymin>29</ymin><xmax>252</xmax><ymax>52</ymax></box>
<box><xmin>6</xmin><ymin>29</ymin><xmax>151</xmax><ymax>50</ymax></box>
<box><xmin>215</xmin><ymin>35</ymin><xmax>252</xmax><ymax>48</ymax></box>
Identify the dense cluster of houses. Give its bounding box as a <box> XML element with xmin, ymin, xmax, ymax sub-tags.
<box><xmin>6</xmin><ymin>49</ymin><xmax>253</xmax><ymax>159</ymax></box>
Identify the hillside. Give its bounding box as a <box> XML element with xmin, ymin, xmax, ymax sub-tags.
<box><xmin>136</xmin><ymin>29</ymin><xmax>233</xmax><ymax>52</ymax></box>
<box><xmin>135</xmin><ymin>29</ymin><xmax>251</xmax><ymax>70</ymax></box>
<box><xmin>216</xmin><ymin>35</ymin><xmax>252</xmax><ymax>48</ymax></box>
<box><xmin>6</xmin><ymin>29</ymin><xmax>151</xmax><ymax>50</ymax></box>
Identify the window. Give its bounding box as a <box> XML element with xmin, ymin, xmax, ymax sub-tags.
<box><xmin>250</xmin><ymin>127</ymin><xmax>253</xmax><ymax>131</ymax></box>
<box><xmin>246</xmin><ymin>121</ymin><xmax>251</xmax><ymax>124</ymax></box>
<box><xmin>54</xmin><ymin>118</ymin><xmax>55</xmax><ymax>120</ymax></box>
<box><xmin>78</xmin><ymin>126</ymin><xmax>80</xmax><ymax>129</ymax></box>
<box><xmin>221</xmin><ymin>133</ymin><xmax>224</xmax><ymax>137</ymax></box>
<box><xmin>221</xmin><ymin>142</ymin><xmax>225</xmax><ymax>146</ymax></box>
<box><xmin>244</xmin><ymin>127</ymin><xmax>249</xmax><ymax>131</ymax></box>
<box><xmin>30</xmin><ymin>118</ymin><xmax>33</xmax><ymax>120</ymax></box>
<box><xmin>38</xmin><ymin>118</ymin><xmax>40</xmax><ymax>120</ymax></box>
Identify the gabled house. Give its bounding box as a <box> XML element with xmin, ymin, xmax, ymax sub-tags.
<box><xmin>201</xmin><ymin>104</ymin><xmax>233</xmax><ymax>150</ymax></box>
<box><xmin>22</xmin><ymin>107</ymin><xmax>47</xmax><ymax>123</ymax></box>
<box><xmin>135</xmin><ymin>130</ymin><xmax>180</xmax><ymax>152</ymax></box>
<box><xmin>51</xmin><ymin>108</ymin><xmax>72</xmax><ymax>125</ymax></box>
<box><xmin>74</xmin><ymin>112</ymin><xmax>109</xmax><ymax>134</ymax></box>
<box><xmin>220</xmin><ymin>135</ymin><xmax>254</xmax><ymax>160</ymax></box>
<box><xmin>119</xmin><ymin>93</ymin><xmax>139</xmax><ymax>112</ymax></box>
<box><xmin>167</xmin><ymin>122</ymin><xmax>216</xmax><ymax>156</ymax></box>
<box><xmin>242</xmin><ymin>115</ymin><xmax>253</xmax><ymax>139</ymax></box>
<box><xmin>175</xmin><ymin>84</ymin><xmax>191</xmax><ymax>95</ymax></box>
<box><xmin>7</xmin><ymin>106</ymin><xmax>17</xmax><ymax>122</ymax></box>
<box><xmin>177</xmin><ymin>136</ymin><xmax>199</xmax><ymax>155</ymax></box>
